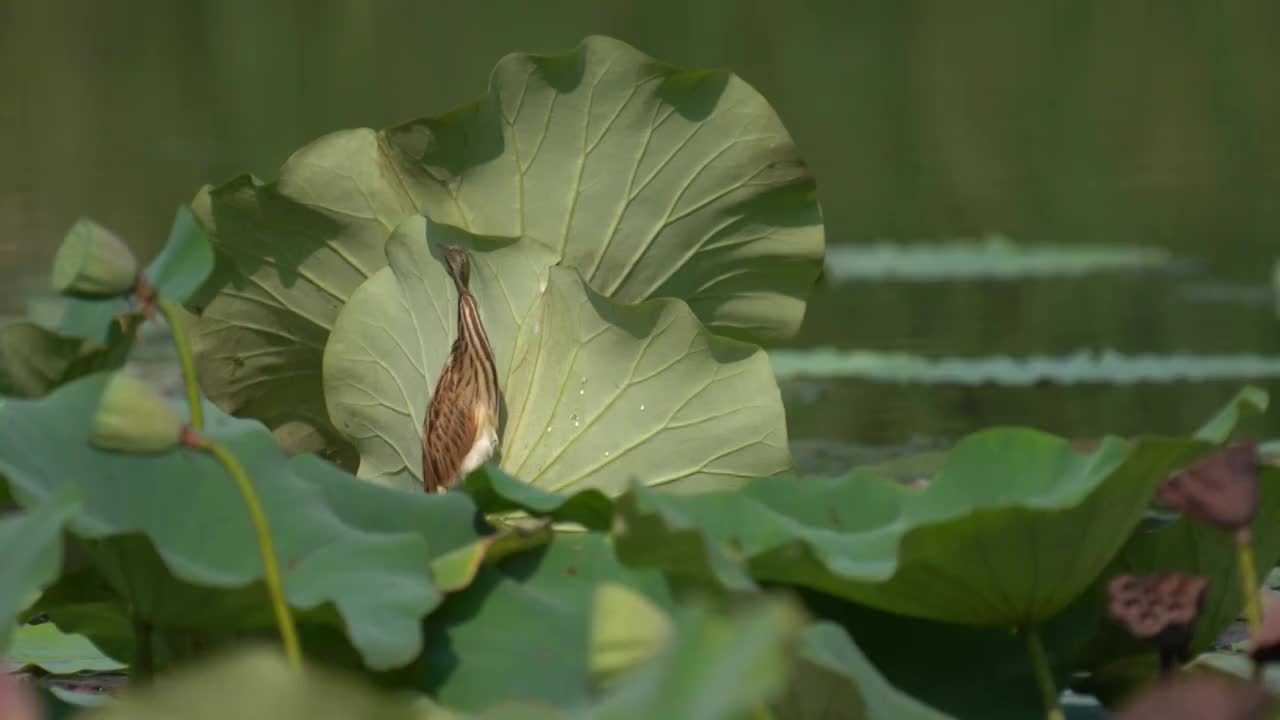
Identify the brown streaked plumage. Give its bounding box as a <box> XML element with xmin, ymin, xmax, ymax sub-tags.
<box><xmin>421</xmin><ymin>247</ymin><xmax>500</xmax><ymax>493</ymax></box>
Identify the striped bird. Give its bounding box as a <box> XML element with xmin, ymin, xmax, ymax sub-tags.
<box><xmin>421</xmin><ymin>246</ymin><xmax>500</xmax><ymax>493</ymax></box>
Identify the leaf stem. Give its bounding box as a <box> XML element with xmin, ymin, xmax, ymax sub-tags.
<box><xmin>1236</xmin><ymin>528</ymin><xmax>1263</xmax><ymax>637</ymax></box>
<box><xmin>190</xmin><ymin>432</ymin><xmax>301</xmax><ymax>668</ymax></box>
<box><xmin>154</xmin><ymin>296</ymin><xmax>203</xmax><ymax>431</ymax></box>
<box><xmin>1020</xmin><ymin>626</ymin><xmax>1064</xmax><ymax>720</ymax></box>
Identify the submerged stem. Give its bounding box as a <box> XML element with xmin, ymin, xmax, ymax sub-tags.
<box><xmin>192</xmin><ymin>433</ymin><xmax>301</xmax><ymax>668</ymax></box>
<box><xmin>1021</xmin><ymin>626</ymin><xmax>1064</xmax><ymax>720</ymax></box>
<box><xmin>154</xmin><ymin>296</ymin><xmax>203</xmax><ymax>431</ymax></box>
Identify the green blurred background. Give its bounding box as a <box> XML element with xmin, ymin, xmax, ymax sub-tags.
<box><xmin>3</xmin><ymin>1</ymin><xmax>1278</xmax><ymax>466</ymax></box>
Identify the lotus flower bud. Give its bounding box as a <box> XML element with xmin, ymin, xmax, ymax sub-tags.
<box><xmin>50</xmin><ymin>219</ymin><xmax>139</xmax><ymax>297</ymax></box>
<box><xmin>1108</xmin><ymin>573</ymin><xmax>1207</xmax><ymax>639</ymax></box>
<box><xmin>589</xmin><ymin>582</ymin><xmax>672</xmax><ymax>681</ymax></box>
<box><xmin>91</xmin><ymin>373</ymin><xmax>183</xmax><ymax>454</ymax></box>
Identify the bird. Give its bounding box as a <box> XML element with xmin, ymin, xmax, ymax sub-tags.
<box><xmin>421</xmin><ymin>246</ymin><xmax>500</xmax><ymax>493</ymax></box>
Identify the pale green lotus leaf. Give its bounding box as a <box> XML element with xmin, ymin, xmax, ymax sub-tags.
<box><xmin>188</xmin><ymin>35</ymin><xmax>822</xmax><ymax>454</ymax></box>
<box><xmin>6</xmin><ymin>622</ymin><xmax>125</xmax><ymax>674</ymax></box>
<box><xmin>324</xmin><ymin>218</ymin><xmax>790</xmax><ymax>493</ymax></box>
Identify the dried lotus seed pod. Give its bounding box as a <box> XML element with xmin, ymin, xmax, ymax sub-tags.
<box><xmin>1107</xmin><ymin>573</ymin><xmax>1208</xmax><ymax>670</ymax></box>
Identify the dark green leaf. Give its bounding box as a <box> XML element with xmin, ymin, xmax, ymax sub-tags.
<box><xmin>462</xmin><ymin>464</ymin><xmax>614</xmax><ymax>530</ymax></box>
<box><xmin>0</xmin><ymin>373</ymin><xmax>482</xmax><ymax>670</ymax></box>
<box><xmin>615</xmin><ymin>429</ymin><xmax>1215</xmax><ymax>627</ymax></box>
<box><xmin>0</xmin><ymin>488</ymin><xmax>78</xmax><ymax>653</ymax></box>
<box><xmin>0</xmin><ymin>318</ymin><xmax>143</xmax><ymax>399</ymax></box>
<box><xmin>0</xmin><ymin>322</ymin><xmax>91</xmax><ymax>398</ymax></box>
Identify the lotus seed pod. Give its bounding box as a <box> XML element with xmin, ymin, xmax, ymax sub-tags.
<box><xmin>1107</xmin><ymin>573</ymin><xmax>1207</xmax><ymax>641</ymax></box>
<box><xmin>91</xmin><ymin>373</ymin><xmax>183</xmax><ymax>454</ymax></box>
<box><xmin>50</xmin><ymin>219</ymin><xmax>139</xmax><ymax>297</ymax></box>
<box><xmin>1107</xmin><ymin>572</ymin><xmax>1207</xmax><ymax>672</ymax></box>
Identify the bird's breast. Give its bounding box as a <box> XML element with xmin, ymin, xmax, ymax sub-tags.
<box><xmin>459</xmin><ymin>424</ymin><xmax>499</xmax><ymax>476</ymax></box>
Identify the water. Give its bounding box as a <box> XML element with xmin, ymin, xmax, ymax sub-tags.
<box><xmin>3</xmin><ymin>1</ymin><xmax>1278</xmax><ymax>467</ymax></box>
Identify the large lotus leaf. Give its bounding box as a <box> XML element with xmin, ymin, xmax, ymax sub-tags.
<box><xmin>0</xmin><ymin>373</ymin><xmax>483</xmax><ymax>670</ymax></box>
<box><xmin>614</xmin><ymin>429</ymin><xmax>1226</xmax><ymax>626</ymax></box>
<box><xmin>0</xmin><ymin>489</ymin><xmax>78</xmax><ymax>653</ymax></box>
<box><xmin>185</xmin><ymin>160</ymin><xmax>399</xmax><ymax>456</ymax></box>
<box><xmin>30</xmin><ymin>207</ymin><xmax>212</xmax><ymax>344</ymax></box>
<box><xmin>189</xmin><ymin>35</ymin><xmax>822</xmax><ymax>451</ymax></box>
<box><xmin>383</xmin><ymin>35</ymin><xmax>823</xmax><ymax>343</ymax></box>
<box><xmin>322</xmin><ymin>217</ymin><xmax>555</xmax><ymax>485</ymax></box>
<box><xmin>324</xmin><ymin>217</ymin><xmax>791</xmax><ymax>491</ymax></box>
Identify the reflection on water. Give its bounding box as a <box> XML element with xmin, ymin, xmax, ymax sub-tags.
<box><xmin>3</xmin><ymin>0</ymin><xmax>1278</xmax><ymax>457</ymax></box>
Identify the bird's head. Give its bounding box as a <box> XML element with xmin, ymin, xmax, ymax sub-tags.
<box><xmin>441</xmin><ymin>245</ymin><xmax>471</xmax><ymax>291</ymax></box>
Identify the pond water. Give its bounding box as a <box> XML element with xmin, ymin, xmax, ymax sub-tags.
<box><xmin>3</xmin><ymin>1</ymin><xmax>1278</xmax><ymax>469</ymax></box>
